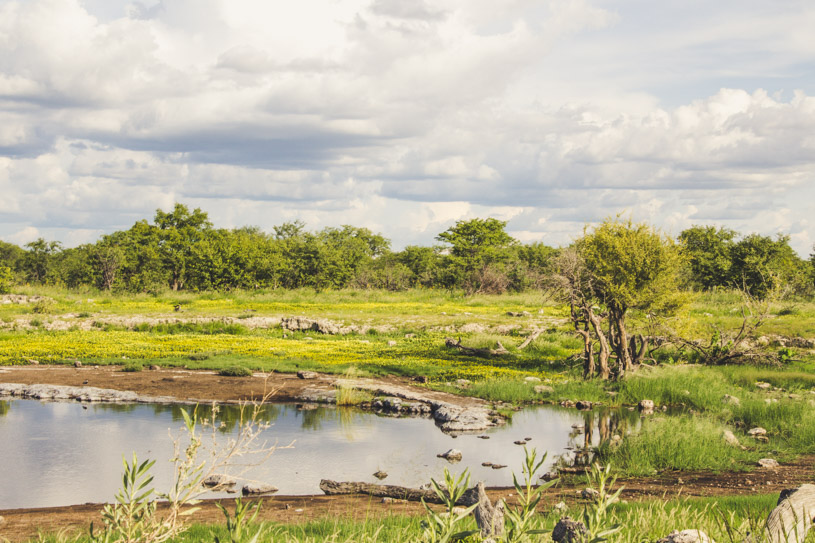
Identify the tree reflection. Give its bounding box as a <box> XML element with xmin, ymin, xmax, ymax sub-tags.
<box><xmin>564</xmin><ymin>408</ymin><xmax>638</xmax><ymax>468</ymax></box>
<box><xmin>0</xmin><ymin>400</ymin><xmax>10</xmax><ymax>417</ymax></box>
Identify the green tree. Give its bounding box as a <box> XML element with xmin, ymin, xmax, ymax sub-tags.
<box><xmin>154</xmin><ymin>204</ymin><xmax>213</xmax><ymax>291</ymax></box>
<box><xmin>22</xmin><ymin>238</ymin><xmax>62</xmax><ymax>284</ymax></box>
<box><xmin>578</xmin><ymin>218</ymin><xmax>685</xmax><ymax>377</ymax></box>
<box><xmin>0</xmin><ymin>265</ymin><xmax>13</xmax><ymax>293</ymax></box>
<box><xmin>678</xmin><ymin>225</ymin><xmax>736</xmax><ymax>289</ymax></box>
<box><xmin>729</xmin><ymin>233</ymin><xmax>802</xmax><ymax>298</ymax></box>
<box><xmin>435</xmin><ymin>218</ymin><xmax>516</xmax><ymax>292</ymax></box>
<box><xmin>0</xmin><ymin>240</ymin><xmax>25</xmax><ymax>272</ymax></box>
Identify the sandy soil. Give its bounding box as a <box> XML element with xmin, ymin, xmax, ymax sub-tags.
<box><xmin>1</xmin><ymin>365</ymin><xmax>813</xmax><ymax>542</ymax></box>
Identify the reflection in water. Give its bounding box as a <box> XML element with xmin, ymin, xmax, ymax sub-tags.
<box><xmin>0</xmin><ymin>400</ymin><xmax>10</xmax><ymax>417</ymax></box>
<box><xmin>561</xmin><ymin>407</ymin><xmax>640</xmax><ymax>468</ymax></box>
<box><xmin>0</xmin><ymin>400</ymin><xmax>639</xmax><ymax>509</ymax></box>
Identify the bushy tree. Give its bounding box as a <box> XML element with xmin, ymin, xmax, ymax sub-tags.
<box><xmin>576</xmin><ymin>218</ymin><xmax>685</xmax><ymax>378</ymax></box>
<box><xmin>0</xmin><ymin>265</ymin><xmax>13</xmax><ymax>293</ymax></box>
<box><xmin>22</xmin><ymin>238</ymin><xmax>62</xmax><ymax>284</ymax></box>
<box><xmin>436</xmin><ymin>218</ymin><xmax>516</xmax><ymax>292</ymax></box>
<box><xmin>729</xmin><ymin>233</ymin><xmax>803</xmax><ymax>298</ymax></box>
<box><xmin>678</xmin><ymin>226</ymin><xmax>736</xmax><ymax>289</ymax></box>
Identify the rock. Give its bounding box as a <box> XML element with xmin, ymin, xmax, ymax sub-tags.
<box><xmin>74</xmin><ymin>360</ymin><xmax>82</xmax><ymax>368</ymax></box>
<box><xmin>759</xmin><ymin>458</ymin><xmax>780</xmax><ymax>468</ymax></box>
<box><xmin>638</xmin><ymin>399</ymin><xmax>654</xmax><ymax>412</ymax></box>
<box><xmin>482</xmin><ymin>462</ymin><xmax>494</xmax><ymax>467</ymax></box>
<box><xmin>757</xmin><ymin>336</ymin><xmax>770</xmax><ymax>346</ymax></box>
<box><xmin>490</xmin><ymin>464</ymin><xmax>507</xmax><ymax>469</ymax></box>
<box><xmin>242</xmin><ymin>483</ymin><xmax>279</xmax><ymax>496</ymax></box>
<box><xmin>581</xmin><ymin>488</ymin><xmax>600</xmax><ymax>501</ymax></box>
<box><xmin>373</xmin><ymin>470</ymin><xmax>388</xmax><ymax>480</ymax></box>
<box><xmin>524</xmin><ymin>376</ymin><xmax>541</xmax><ymax>383</ymax></box>
<box><xmin>552</xmin><ymin>501</ymin><xmax>568</xmax><ymax>514</ymax></box>
<box><xmin>656</xmin><ymin>530</ymin><xmax>713</xmax><ymax>543</ymax></box>
<box><xmin>477</xmin><ymin>435</ymin><xmax>490</xmax><ymax>439</ymax></box>
<box><xmin>552</xmin><ymin>517</ymin><xmax>588</xmax><ymax>543</ymax></box>
<box><xmin>281</xmin><ymin>316</ymin><xmax>342</xmax><ymax>335</ymax></box>
<box><xmin>722</xmin><ymin>394</ymin><xmax>740</xmax><ymax>406</ymax></box>
<box><xmin>748</xmin><ymin>427</ymin><xmax>767</xmax><ymax>437</ymax></box>
<box><xmin>756</xmin><ymin>382</ymin><xmax>772</xmax><ymax>390</ymax></box>
<box><xmin>576</xmin><ymin>400</ymin><xmax>592</xmax><ymax>410</ymax></box>
<box><xmin>387</xmin><ymin>340</ymin><xmax>397</xmax><ymax>346</ymax></box>
<box><xmin>27</xmin><ymin>359</ymin><xmax>39</xmax><ymax>365</ymax></box>
<box><xmin>381</xmin><ymin>497</ymin><xmax>407</xmax><ymax>504</ymax></box>
<box><xmin>413</xmin><ymin>376</ymin><xmax>429</xmax><ymax>383</ymax></box>
<box><xmin>561</xmin><ymin>400</ymin><xmax>575</xmax><ymax>408</ymax></box>
<box><xmin>534</xmin><ymin>385</ymin><xmax>554</xmax><ymax>394</ymax></box>
<box><xmin>788</xmin><ymin>337</ymin><xmax>815</xmax><ymax>349</ymax></box>
<box><xmin>437</xmin><ymin>449</ymin><xmax>463</xmax><ymax>462</ymax></box>
<box><xmin>433</xmin><ymin>405</ymin><xmax>494</xmax><ymax>432</ymax></box>
<box><xmin>540</xmin><ymin>471</ymin><xmax>559</xmax><ymax>482</ymax></box>
<box><xmin>455</xmin><ymin>379</ymin><xmax>471</xmax><ymax>386</ymax></box>
<box><xmin>405</xmin><ymin>333</ymin><xmax>416</xmax><ymax>339</ymax></box>
<box><xmin>150</xmin><ymin>365</ymin><xmax>160</xmax><ymax>371</ymax></box>
<box><xmin>514</xmin><ymin>440</ymin><xmax>527</xmax><ymax>445</ymax></box>
<box><xmin>202</xmin><ymin>474</ymin><xmax>237</xmax><ymax>488</ymax></box>
<box><xmin>723</xmin><ymin>430</ymin><xmax>740</xmax><ymax>447</ymax></box>
<box><xmin>297</xmin><ymin>370</ymin><xmax>318</xmax><ymax>380</ymax></box>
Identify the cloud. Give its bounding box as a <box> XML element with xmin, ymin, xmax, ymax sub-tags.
<box><xmin>0</xmin><ymin>0</ymin><xmax>813</xmax><ymax>255</ymax></box>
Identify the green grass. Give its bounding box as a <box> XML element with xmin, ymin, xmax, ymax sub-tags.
<box><xmin>217</xmin><ymin>365</ymin><xmax>253</xmax><ymax>377</ymax></box>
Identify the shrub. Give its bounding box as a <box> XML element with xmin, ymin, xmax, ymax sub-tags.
<box><xmin>218</xmin><ymin>366</ymin><xmax>253</xmax><ymax>377</ymax></box>
<box><xmin>0</xmin><ymin>265</ymin><xmax>13</xmax><ymax>294</ymax></box>
<box><xmin>122</xmin><ymin>362</ymin><xmax>144</xmax><ymax>372</ymax></box>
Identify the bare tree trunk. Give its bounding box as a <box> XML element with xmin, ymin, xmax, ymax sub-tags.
<box><xmin>630</xmin><ymin>334</ymin><xmax>649</xmax><ymax>365</ymax></box>
<box><xmin>613</xmin><ymin>310</ymin><xmax>633</xmax><ymax>377</ymax></box>
<box><xmin>587</xmin><ymin>309</ymin><xmax>610</xmax><ymax>380</ymax></box>
<box><xmin>319</xmin><ymin>479</ymin><xmax>477</xmax><ymax>505</ymax></box>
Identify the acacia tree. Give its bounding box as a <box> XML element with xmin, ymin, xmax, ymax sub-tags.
<box><xmin>436</xmin><ymin>218</ymin><xmax>516</xmax><ymax>292</ymax></box>
<box><xmin>557</xmin><ymin>218</ymin><xmax>684</xmax><ymax>379</ymax></box>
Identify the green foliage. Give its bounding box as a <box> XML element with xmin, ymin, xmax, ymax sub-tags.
<box><xmin>580</xmin><ymin>463</ymin><xmax>623</xmax><ymax>543</ymax></box>
<box><xmin>580</xmin><ymin>217</ymin><xmax>684</xmax><ymax>316</ymax></box>
<box><xmin>0</xmin><ymin>265</ymin><xmax>13</xmax><ymax>293</ymax></box>
<box><xmin>213</xmin><ymin>498</ymin><xmax>268</xmax><ymax>543</ymax></box>
<box><xmin>503</xmin><ymin>447</ymin><xmax>556</xmax><ymax>542</ymax></box>
<box><xmin>90</xmin><ymin>453</ymin><xmax>162</xmax><ymax>543</ymax></box>
<box><xmin>218</xmin><ymin>366</ymin><xmax>253</xmax><ymax>377</ymax></box>
<box><xmin>436</xmin><ymin>218</ymin><xmax>517</xmax><ymax>292</ymax></box>
<box><xmin>420</xmin><ymin>469</ymin><xmax>479</xmax><ymax>543</ymax></box>
<box><xmin>122</xmin><ymin>362</ymin><xmax>144</xmax><ymax>373</ymax></box>
<box><xmin>679</xmin><ymin>226</ymin><xmax>737</xmax><ymax>290</ymax></box>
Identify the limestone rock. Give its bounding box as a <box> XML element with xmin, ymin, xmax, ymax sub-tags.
<box><xmin>281</xmin><ymin>316</ymin><xmax>342</xmax><ymax>335</ymax></box>
<box><xmin>552</xmin><ymin>517</ymin><xmax>588</xmax><ymax>543</ymax></box>
<box><xmin>656</xmin><ymin>529</ymin><xmax>713</xmax><ymax>543</ymax></box>
<box><xmin>722</xmin><ymin>394</ymin><xmax>740</xmax><ymax>406</ymax></box>
<box><xmin>297</xmin><ymin>370</ymin><xmax>319</xmax><ymax>380</ymax></box>
<box><xmin>638</xmin><ymin>399</ymin><xmax>655</xmax><ymax>413</ymax></box>
<box><xmin>722</xmin><ymin>430</ymin><xmax>740</xmax><ymax>447</ymax></box>
<box><xmin>202</xmin><ymin>474</ymin><xmax>237</xmax><ymax>488</ymax></box>
<box><xmin>759</xmin><ymin>458</ymin><xmax>780</xmax><ymax>468</ymax></box>
<box><xmin>748</xmin><ymin>427</ymin><xmax>767</xmax><ymax>437</ymax></box>
<box><xmin>373</xmin><ymin>470</ymin><xmax>388</xmax><ymax>480</ymax></box>
<box><xmin>242</xmin><ymin>483</ymin><xmax>279</xmax><ymax>496</ymax></box>
<box><xmin>576</xmin><ymin>400</ymin><xmax>593</xmax><ymax>410</ymax></box>
<box><xmin>437</xmin><ymin>449</ymin><xmax>463</xmax><ymax>462</ymax></box>
<box><xmin>756</xmin><ymin>382</ymin><xmax>772</xmax><ymax>390</ymax></box>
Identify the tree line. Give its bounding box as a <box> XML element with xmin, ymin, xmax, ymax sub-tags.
<box><xmin>0</xmin><ymin>204</ymin><xmax>813</xmax><ymax>298</ymax></box>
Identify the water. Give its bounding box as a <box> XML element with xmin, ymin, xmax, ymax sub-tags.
<box><xmin>0</xmin><ymin>399</ymin><xmax>638</xmax><ymax>509</ymax></box>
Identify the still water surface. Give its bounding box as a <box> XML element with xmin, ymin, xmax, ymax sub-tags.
<box><xmin>0</xmin><ymin>399</ymin><xmax>636</xmax><ymax>509</ymax></box>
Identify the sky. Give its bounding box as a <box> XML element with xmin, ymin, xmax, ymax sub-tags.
<box><xmin>1</xmin><ymin>0</ymin><xmax>814</xmax><ymax>255</ymax></box>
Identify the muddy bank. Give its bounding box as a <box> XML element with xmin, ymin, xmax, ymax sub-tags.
<box><xmin>0</xmin><ymin>365</ymin><xmax>502</xmax><ymax>433</ymax></box>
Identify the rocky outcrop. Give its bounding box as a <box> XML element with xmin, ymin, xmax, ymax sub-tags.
<box><xmin>281</xmin><ymin>316</ymin><xmax>342</xmax><ymax>335</ymax></box>
<box><xmin>656</xmin><ymin>529</ymin><xmax>713</xmax><ymax>543</ymax></box>
<box><xmin>0</xmin><ymin>383</ymin><xmax>182</xmax><ymax>404</ymax></box>
<box><xmin>241</xmin><ymin>483</ymin><xmax>278</xmax><ymax>496</ymax></box>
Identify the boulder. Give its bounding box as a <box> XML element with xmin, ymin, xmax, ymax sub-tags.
<box><xmin>242</xmin><ymin>483</ymin><xmax>279</xmax><ymax>496</ymax></box>
<box><xmin>281</xmin><ymin>316</ymin><xmax>341</xmax><ymax>335</ymax></box>
<box><xmin>437</xmin><ymin>449</ymin><xmax>463</xmax><ymax>462</ymax></box>
<box><xmin>722</xmin><ymin>394</ymin><xmax>740</xmax><ymax>406</ymax></box>
<box><xmin>638</xmin><ymin>399</ymin><xmax>655</xmax><ymax>413</ymax></box>
<box><xmin>524</xmin><ymin>376</ymin><xmax>541</xmax><ymax>383</ymax></box>
<box><xmin>756</xmin><ymin>382</ymin><xmax>772</xmax><ymax>390</ymax></box>
<box><xmin>722</xmin><ymin>430</ymin><xmax>740</xmax><ymax>447</ymax></box>
<box><xmin>748</xmin><ymin>427</ymin><xmax>767</xmax><ymax>437</ymax></box>
<box><xmin>552</xmin><ymin>517</ymin><xmax>588</xmax><ymax>543</ymax></box>
<box><xmin>387</xmin><ymin>340</ymin><xmax>397</xmax><ymax>346</ymax></box>
<box><xmin>202</xmin><ymin>474</ymin><xmax>237</xmax><ymax>488</ymax></box>
<box><xmin>297</xmin><ymin>371</ymin><xmax>319</xmax><ymax>380</ymax></box>
<box><xmin>576</xmin><ymin>400</ymin><xmax>593</xmax><ymax>410</ymax></box>
<box><xmin>656</xmin><ymin>529</ymin><xmax>713</xmax><ymax>543</ymax></box>
<box><xmin>373</xmin><ymin>470</ymin><xmax>388</xmax><ymax>480</ymax></box>
<box><xmin>759</xmin><ymin>458</ymin><xmax>780</xmax><ymax>469</ymax></box>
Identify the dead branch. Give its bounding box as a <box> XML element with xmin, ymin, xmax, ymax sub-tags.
<box><xmin>445</xmin><ymin>337</ymin><xmax>510</xmax><ymax>357</ymax></box>
<box><xmin>518</xmin><ymin>328</ymin><xmax>544</xmax><ymax>350</ymax></box>
<box><xmin>319</xmin><ymin>479</ymin><xmax>478</xmax><ymax>505</ymax></box>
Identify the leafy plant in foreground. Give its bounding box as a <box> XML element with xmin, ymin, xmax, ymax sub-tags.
<box><xmin>420</xmin><ymin>468</ymin><xmax>479</xmax><ymax>543</ymax></box>
<box><xmin>580</xmin><ymin>463</ymin><xmax>623</xmax><ymax>543</ymax></box>
<box><xmin>214</xmin><ymin>498</ymin><xmax>270</xmax><ymax>543</ymax></box>
<box><xmin>503</xmin><ymin>447</ymin><xmax>557</xmax><ymax>542</ymax></box>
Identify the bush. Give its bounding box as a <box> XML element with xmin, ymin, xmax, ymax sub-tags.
<box><xmin>218</xmin><ymin>366</ymin><xmax>253</xmax><ymax>377</ymax></box>
<box><xmin>0</xmin><ymin>265</ymin><xmax>13</xmax><ymax>294</ymax></box>
<box><xmin>122</xmin><ymin>362</ymin><xmax>144</xmax><ymax>372</ymax></box>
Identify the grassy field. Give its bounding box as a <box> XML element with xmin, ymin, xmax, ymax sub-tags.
<box><xmin>3</xmin><ymin>287</ymin><xmax>815</xmax><ymax>479</ymax></box>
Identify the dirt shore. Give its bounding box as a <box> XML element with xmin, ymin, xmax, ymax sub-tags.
<box><xmin>1</xmin><ymin>366</ymin><xmax>814</xmax><ymax>542</ymax></box>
